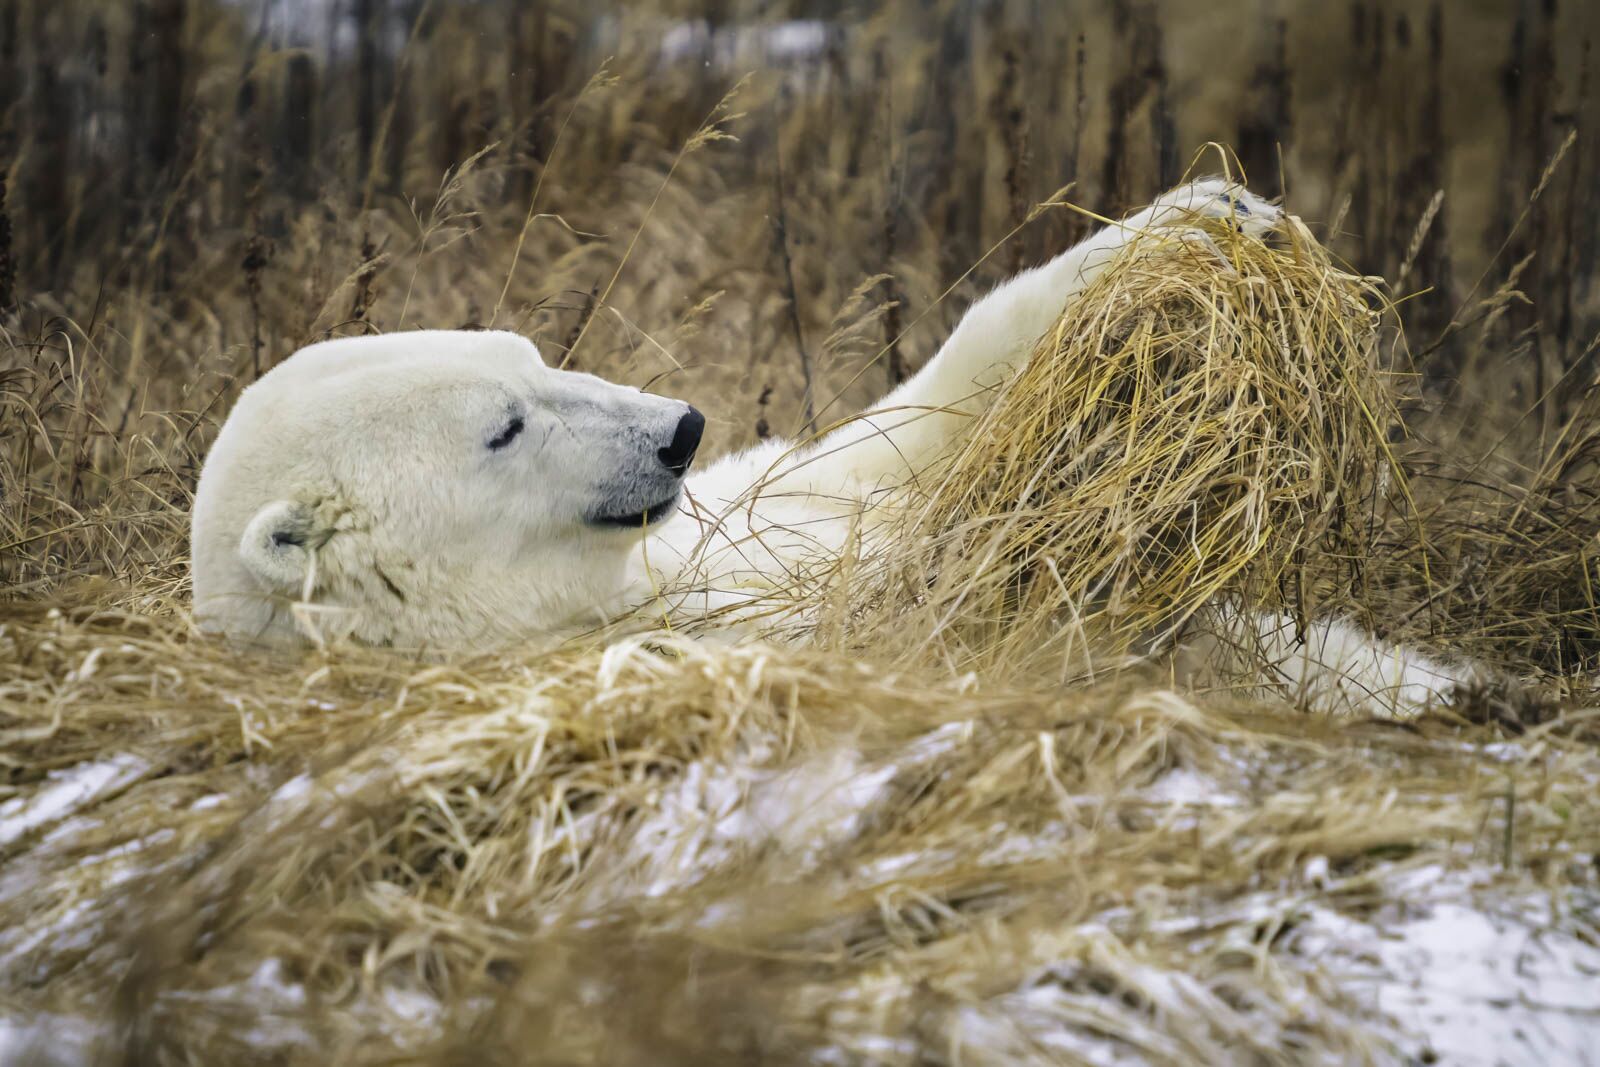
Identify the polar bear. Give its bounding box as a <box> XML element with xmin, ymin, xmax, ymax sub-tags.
<box><xmin>191</xmin><ymin>179</ymin><xmax>1469</xmax><ymax>712</ymax></box>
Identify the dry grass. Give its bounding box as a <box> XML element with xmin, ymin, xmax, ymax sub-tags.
<box><xmin>4</xmin><ymin>2</ymin><xmax>1600</xmax><ymax>1062</ymax></box>
<box><xmin>4</xmin><ymin>190</ymin><xmax>1600</xmax><ymax>1063</ymax></box>
<box><xmin>818</xmin><ymin>211</ymin><xmax>1401</xmax><ymax>680</ymax></box>
<box><xmin>2</xmin><ymin>603</ymin><xmax>1597</xmax><ymax>1065</ymax></box>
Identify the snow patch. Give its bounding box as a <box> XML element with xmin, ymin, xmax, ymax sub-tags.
<box><xmin>628</xmin><ymin>745</ymin><xmax>896</xmax><ymax>897</ymax></box>
<box><xmin>1138</xmin><ymin>765</ymin><xmax>1241</xmax><ymax>808</ymax></box>
<box><xmin>1297</xmin><ymin>868</ymin><xmax>1600</xmax><ymax>1065</ymax></box>
<box><xmin>949</xmin><ymin>981</ymin><xmax>1163</xmax><ymax>1066</ymax></box>
<box><xmin>1366</xmin><ymin>897</ymin><xmax>1600</xmax><ymax>1064</ymax></box>
<box><xmin>626</xmin><ymin>722</ymin><xmax>970</xmax><ymax>898</ymax></box>
<box><xmin>0</xmin><ymin>755</ymin><xmax>149</xmax><ymax>850</ymax></box>
<box><xmin>160</xmin><ymin>958</ymin><xmax>313</xmax><ymax>1053</ymax></box>
<box><xmin>0</xmin><ymin>1012</ymin><xmax>100</xmax><ymax>1066</ymax></box>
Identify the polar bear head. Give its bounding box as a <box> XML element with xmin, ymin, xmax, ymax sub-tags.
<box><xmin>190</xmin><ymin>330</ymin><xmax>703</xmax><ymax>648</ymax></box>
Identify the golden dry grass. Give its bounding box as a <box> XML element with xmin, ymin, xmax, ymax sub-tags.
<box><xmin>4</xmin><ymin>5</ymin><xmax>1600</xmax><ymax>1058</ymax></box>
<box><xmin>822</xmin><ymin>211</ymin><xmax>1401</xmax><ymax>682</ymax></box>
<box><xmin>3</xmin><ymin>601</ymin><xmax>1597</xmax><ymax>1066</ymax></box>
<box><xmin>3</xmin><ymin>171</ymin><xmax>1600</xmax><ymax>1064</ymax></box>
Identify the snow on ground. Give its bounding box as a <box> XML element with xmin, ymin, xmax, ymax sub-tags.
<box><xmin>605</xmin><ymin>729</ymin><xmax>1600</xmax><ymax>1062</ymax></box>
<box><xmin>949</xmin><ymin>984</ymin><xmax>1153</xmax><ymax>1067</ymax></box>
<box><xmin>1296</xmin><ymin>865</ymin><xmax>1600</xmax><ymax>1066</ymax></box>
<box><xmin>623</xmin><ymin>721</ymin><xmax>972</xmax><ymax>898</ymax></box>
<box><xmin>0</xmin><ymin>1012</ymin><xmax>100</xmax><ymax>1067</ymax></box>
<box><xmin>159</xmin><ymin>958</ymin><xmax>315</xmax><ymax>1054</ymax></box>
<box><xmin>625</xmin><ymin>743</ymin><xmax>898</xmax><ymax>897</ymax></box>
<box><xmin>0</xmin><ymin>828</ymin><xmax>178</xmax><ymax>975</ymax></box>
<box><xmin>1</xmin><ymin>967</ymin><xmax>335</xmax><ymax>1066</ymax></box>
<box><xmin>0</xmin><ymin>755</ymin><xmax>150</xmax><ymax>850</ymax></box>
<box><xmin>4</xmin><ymin>739</ymin><xmax>1596</xmax><ymax>1063</ymax></box>
<box><xmin>1371</xmin><ymin>897</ymin><xmax>1600</xmax><ymax>1064</ymax></box>
<box><xmin>858</xmin><ymin>751</ymin><xmax>1247</xmax><ymax>879</ymax></box>
<box><xmin>0</xmin><ymin>964</ymin><xmax>454</xmax><ymax>1066</ymax></box>
<box><xmin>932</xmin><ymin>863</ymin><xmax>1600</xmax><ymax>1066</ymax></box>
<box><xmin>1137</xmin><ymin>763</ymin><xmax>1243</xmax><ymax>808</ymax></box>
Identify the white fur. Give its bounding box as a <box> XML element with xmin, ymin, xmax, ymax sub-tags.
<box><xmin>1262</xmin><ymin>614</ymin><xmax>1471</xmax><ymax>716</ymax></box>
<box><xmin>191</xmin><ymin>329</ymin><xmax>694</xmax><ymax>647</ymax></box>
<box><xmin>191</xmin><ymin>180</ymin><xmax>1466</xmax><ymax>714</ymax></box>
<box><xmin>1188</xmin><ymin>604</ymin><xmax>1475</xmax><ymax>718</ymax></box>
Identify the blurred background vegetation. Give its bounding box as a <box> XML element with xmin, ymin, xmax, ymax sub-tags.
<box><xmin>2</xmin><ymin>0</ymin><xmax>1598</xmax><ymax>589</ymax></box>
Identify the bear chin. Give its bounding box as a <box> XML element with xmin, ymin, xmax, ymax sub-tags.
<box><xmin>586</xmin><ymin>490</ymin><xmax>682</xmax><ymax>530</ymax></box>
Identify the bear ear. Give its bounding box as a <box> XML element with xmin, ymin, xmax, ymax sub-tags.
<box><xmin>239</xmin><ymin>499</ymin><xmax>327</xmax><ymax>593</ymax></box>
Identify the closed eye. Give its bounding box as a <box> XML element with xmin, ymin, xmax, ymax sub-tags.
<box><xmin>487</xmin><ymin>415</ymin><xmax>525</xmax><ymax>451</ymax></box>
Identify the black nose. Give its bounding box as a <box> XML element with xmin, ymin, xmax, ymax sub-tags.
<box><xmin>658</xmin><ymin>406</ymin><xmax>705</xmax><ymax>475</ymax></box>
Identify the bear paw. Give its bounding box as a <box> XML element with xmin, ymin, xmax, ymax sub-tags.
<box><xmin>1148</xmin><ymin>178</ymin><xmax>1283</xmax><ymax>239</ymax></box>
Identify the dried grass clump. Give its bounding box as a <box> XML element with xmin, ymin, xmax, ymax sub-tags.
<box><xmin>854</xmin><ymin>212</ymin><xmax>1400</xmax><ymax>672</ymax></box>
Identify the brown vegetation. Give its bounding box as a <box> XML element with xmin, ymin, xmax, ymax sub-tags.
<box><xmin>2</xmin><ymin>2</ymin><xmax>1600</xmax><ymax>1064</ymax></box>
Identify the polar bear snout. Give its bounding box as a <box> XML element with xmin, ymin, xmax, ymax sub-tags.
<box><xmin>586</xmin><ymin>404</ymin><xmax>699</xmax><ymax>530</ymax></box>
<box><xmin>657</xmin><ymin>407</ymin><xmax>705</xmax><ymax>475</ymax></box>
